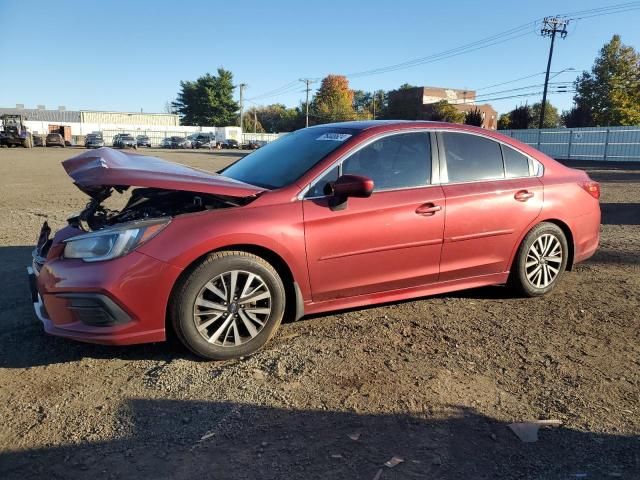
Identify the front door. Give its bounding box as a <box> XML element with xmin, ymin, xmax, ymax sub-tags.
<box><xmin>302</xmin><ymin>131</ymin><xmax>445</xmax><ymax>302</ymax></box>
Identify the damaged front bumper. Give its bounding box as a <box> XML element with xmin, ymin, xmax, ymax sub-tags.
<box><xmin>27</xmin><ymin>222</ymin><xmax>183</xmax><ymax>346</ymax></box>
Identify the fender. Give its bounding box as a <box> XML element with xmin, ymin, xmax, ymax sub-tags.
<box><xmin>137</xmin><ymin>201</ymin><xmax>312</xmax><ymax>300</ymax></box>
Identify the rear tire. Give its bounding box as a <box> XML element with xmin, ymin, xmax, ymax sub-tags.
<box><xmin>510</xmin><ymin>222</ymin><xmax>568</xmax><ymax>297</ymax></box>
<box><xmin>171</xmin><ymin>251</ymin><xmax>286</xmax><ymax>360</ymax></box>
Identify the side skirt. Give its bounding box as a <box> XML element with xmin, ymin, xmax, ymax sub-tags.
<box><xmin>303</xmin><ymin>272</ymin><xmax>510</xmax><ymax>316</ymax></box>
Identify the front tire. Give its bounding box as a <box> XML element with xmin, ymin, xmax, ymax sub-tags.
<box><xmin>171</xmin><ymin>251</ymin><xmax>286</xmax><ymax>360</ymax></box>
<box><xmin>511</xmin><ymin>222</ymin><xmax>568</xmax><ymax>297</ymax></box>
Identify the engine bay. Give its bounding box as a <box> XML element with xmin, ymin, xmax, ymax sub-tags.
<box><xmin>68</xmin><ymin>187</ymin><xmax>248</xmax><ymax>232</ymax></box>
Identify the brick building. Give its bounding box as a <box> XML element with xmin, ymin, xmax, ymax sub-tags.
<box><xmin>387</xmin><ymin>86</ymin><xmax>498</xmax><ymax>129</ymax></box>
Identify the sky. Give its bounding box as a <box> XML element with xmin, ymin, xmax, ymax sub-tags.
<box><xmin>1</xmin><ymin>0</ymin><xmax>638</xmax><ymax>116</ymax></box>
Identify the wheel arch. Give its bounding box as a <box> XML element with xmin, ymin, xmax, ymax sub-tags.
<box><xmin>542</xmin><ymin>219</ymin><xmax>575</xmax><ymax>271</ymax></box>
<box><xmin>165</xmin><ymin>244</ymin><xmax>305</xmax><ymax>339</ymax></box>
<box><xmin>510</xmin><ymin>218</ymin><xmax>575</xmax><ymax>273</ymax></box>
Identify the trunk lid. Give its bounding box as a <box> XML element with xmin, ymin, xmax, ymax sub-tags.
<box><xmin>62</xmin><ymin>147</ymin><xmax>264</xmax><ymax>199</ymax></box>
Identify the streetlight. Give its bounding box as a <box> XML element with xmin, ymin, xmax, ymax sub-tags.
<box><xmin>550</xmin><ymin>67</ymin><xmax>576</xmax><ymax>80</ymax></box>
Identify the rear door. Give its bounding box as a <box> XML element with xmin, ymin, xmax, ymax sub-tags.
<box><xmin>437</xmin><ymin>131</ymin><xmax>543</xmax><ymax>281</ymax></box>
<box><xmin>302</xmin><ymin>131</ymin><xmax>445</xmax><ymax>302</ymax></box>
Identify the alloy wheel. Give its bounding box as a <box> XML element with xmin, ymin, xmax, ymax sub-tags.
<box><xmin>193</xmin><ymin>270</ymin><xmax>272</xmax><ymax>346</ymax></box>
<box><xmin>525</xmin><ymin>233</ymin><xmax>563</xmax><ymax>289</ymax></box>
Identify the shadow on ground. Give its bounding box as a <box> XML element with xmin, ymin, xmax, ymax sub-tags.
<box><xmin>601</xmin><ymin>203</ymin><xmax>640</xmax><ymax>225</ymax></box>
<box><xmin>0</xmin><ymin>401</ymin><xmax>637</xmax><ymax>479</ymax></box>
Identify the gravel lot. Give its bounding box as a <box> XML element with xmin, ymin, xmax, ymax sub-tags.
<box><xmin>0</xmin><ymin>147</ymin><xmax>638</xmax><ymax>479</ymax></box>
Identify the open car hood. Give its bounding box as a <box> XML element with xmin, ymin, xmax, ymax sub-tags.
<box><xmin>62</xmin><ymin>147</ymin><xmax>264</xmax><ymax>199</ymax></box>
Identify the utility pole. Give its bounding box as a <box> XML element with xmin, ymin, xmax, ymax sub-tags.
<box><xmin>239</xmin><ymin>83</ymin><xmax>247</xmax><ymax>135</ymax></box>
<box><xmin>254</xmin><ymin>110</ymin><xmax>257</xmax><ymax>135</ymax></box>
<box><xmin>539</xmin><ymin>16</ymin><xmax>568</xmax><ymax>129</ymax></box>
<box><xmin>299</xmin><ymin>78</ymin><xmax>315</xmax><ymax>128</ymax></box>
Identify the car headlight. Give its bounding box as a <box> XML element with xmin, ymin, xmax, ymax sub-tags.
<box><xmin>63</xmin><ymin>218</ymin><xmax>169</xmax><ymax>262</ymax></box>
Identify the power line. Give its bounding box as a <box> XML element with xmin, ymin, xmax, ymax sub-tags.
<box><xmin>473</xmin><ymin>90</ymin><xmax>575</xmax><ymax>103</ymax></box>
<box><xmin>345</xmin><ymin>29</ymin><xmax>534</xmax><ymax>79</ymax></box>
<box><xmin>475</xmin><ymin>81</ymin><xmax>572</xmax><ymax>99</ymax></box>
<box><xmin>246</xmin><ymin>1</ymin><xmax>638</xmax><ymax>105</ymax></box>
<box><xmin>558</xmin><ymin>1</ymin><xmax>640</xmax><ymax>19</ymax></box>
<box><xmin>246</xmin><ymin>80</ymin><xmax>299</xmax><ymax>101</ymax></box>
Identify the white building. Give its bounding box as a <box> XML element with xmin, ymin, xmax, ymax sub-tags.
<box><xmin>0</xmin><ymin>105</ymin><xmax>237</xmax><ymax>146</ymax></box>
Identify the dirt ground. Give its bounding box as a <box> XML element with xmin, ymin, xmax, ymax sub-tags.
<box><xmin>0</xmin><ymin>146</ymin><xmax>638</xmax><ymax>479</ymax></box>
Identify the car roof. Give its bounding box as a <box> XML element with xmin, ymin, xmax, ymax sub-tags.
<box><xmin>306</xmin><ymin>119</ymin><xmax>474</xmax><ymax>131</ymax></box>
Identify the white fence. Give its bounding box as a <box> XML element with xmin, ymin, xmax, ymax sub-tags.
<box><xmin>500</xmin><ymin>126</ymin><xmax>640</xmax><ymax>162</ymax></box>
<box><xmin>241</xmin><ymin>132</ymin><xmax>284</xmax><ymax>143</ymax></box>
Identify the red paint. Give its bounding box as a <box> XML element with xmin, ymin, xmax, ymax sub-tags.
<box><xmin>35</xmin><ymin>121</ymin><xmax>600</xmax><ymax>346</ymax></box>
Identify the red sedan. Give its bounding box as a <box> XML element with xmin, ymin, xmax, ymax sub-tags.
<box><xmin>28</xmin><ymin>121</ymin><xmax>601</xmax><ymax>359</ymax></box>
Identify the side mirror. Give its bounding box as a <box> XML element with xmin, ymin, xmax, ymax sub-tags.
<box><xmin>326</xmin><ymin>174</ymin><xmax>374</xmax><ymax>210</ymax></box>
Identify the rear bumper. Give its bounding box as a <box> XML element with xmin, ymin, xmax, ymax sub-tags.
<box><xmin>571</xmin><ymin>207</ymin><xmax>601</xmax><ymax>264</ymax></box>
<box><xmin>29</xmin><ymin>250</ymin><xmax>183</xmax><ymax>345</ymax></box>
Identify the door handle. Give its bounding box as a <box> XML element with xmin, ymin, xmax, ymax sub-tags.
<box><xmin>514</xmin><ymin>190</ymin><xmax>534</xmax><ymax>202</ymax></box>
<box><xmin>415</xmin><ymin>203</ymin><xmax>442</xmax><ymax>216</ymax></box>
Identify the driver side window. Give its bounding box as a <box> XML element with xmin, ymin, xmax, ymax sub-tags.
<box><xmin>343</xmin><ymin>132</ymin><xmax>431</xmax><ymax>190</ymax></box>
<box><xmin>305</xmin><ymin>132</ymin><xmax>431</xmax><ymax>197</ymax></box>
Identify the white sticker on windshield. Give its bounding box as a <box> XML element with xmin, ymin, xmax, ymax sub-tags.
<box><xmin>316</xmin><ymin>133</ymin><xmax>352</xmax><ymax>141</ymax></box>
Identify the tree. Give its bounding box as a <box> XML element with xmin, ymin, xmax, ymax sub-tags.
<box><xmin>531</xmin><ymin>101</ymin><xmax>560</xmax><ymax>128</ymax></box>
<box><xmin>561</xmin><ymin>105</ymin><xmax>593</xmax><ymax>128</ymax></box>
<box><xmin>352</xmin><ymin>90</ymin><xmax>373</xmax><ymax>118</ymax></box>
<box><xmin>172</xmin><ymin>68</ymin><xmax>239</xmax><ymax>126</ymax></box>
<box><xmin>508</xmin><ymin>105</ymin><xmax>533</xmax><ymax>129</ymax></box>
<box><xmin>313</xmin><ymin>75</ymin><xmax>356</xmax><ymax>123</ymax></box>
<box><xmin>385</xmin><ymin>85</ymin><xmax>421</xmax><ymax>119</ymax></box>
<box><xmin>497</xmin><ymin>113</ymin><xmax>511</xmax><ymax>130</ymax></box>
<box><xmin>253</xmin><ymin>104</ymin><xmax>302</xmax><ymax>132</ymax></box>
<box><xmin>464</xmin><ymin>107</ymin><xmax>484</xmax><ymax>127</ymax></box>
<box><xmin>423</xmin><ymin>100</ymin><xmax>465</xmax><ymax>123</ymax></box>
<box><xmin>242</xmin><ymin>107</ymin><xmax>265</xmax><ymax>133</ymax></box>
<box><xmin>571</xmin><ymin>35</ymin><xmax>640</xmax><ymax>126</ymax></box>
<box><xmin>371</xmin><ymin>90</ymin><xmax>388</xmax><ymax>118</ymax></box>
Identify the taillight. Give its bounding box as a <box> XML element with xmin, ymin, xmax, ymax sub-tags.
<box><xmin>580</xmin><ymin>180</ymin><xmax>600</xmax><ymax>200</ymax></box>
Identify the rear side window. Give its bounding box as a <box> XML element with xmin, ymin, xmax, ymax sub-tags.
<box><xmin>342</xmin><ymin>132</ymin><xmax>431</xmax><ymax>191</ymax></box>
<box><xmin>442</xmin><ymin>132</ymin><xmax>504</xmax><ymax>183</ymax></box>
<box><xmin>502</xmin><ymin>145</ymin><xmax>530</xmax><ymax>178</ymax></box>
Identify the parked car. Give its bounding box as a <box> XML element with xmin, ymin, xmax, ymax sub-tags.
<box><xmin>193</xmin><ymin>134</ymin><xmax>217</xmax><ymax>149</ymax></box>
<box><xmin>222</xmin><ymin>139</ymin><xmax>239</xmax><ymax>149</ymax></box>
<box><xmin>28</xmin><ymin>121</ymin><xmax>601</xmax><ymax>360</ymax></box>
<box><xmin>113</xmin><ymin>133</ymin><xmax>137</xmax><ymax>149</ymax></box>
<box><xmin>45</xmin><ymin>133</ymin><xmax>65</xmax><ymax>147</ymax></box>
<box><xmin>242</xmin><ymin>140</ymin><xmax>261</xmax><ymax>150</ymax></box>
<box><xmin>168</xmin><ymin>136</ymin><xmax>191</xmax><ymax>149</ymax></box>
<box><xmin>159</xmin><ymin>137</ymin><xmax>171</xmax><ymax>149</ymax></box>
<box><xmin>85</xmin><ymin>133</ymin><xmax>105</xmax><ymax>149</ymax></box>
<box><xmin>136</xmin><ymin>135</ymin><xmax>151</xmax><ymax>148</ymax></box>
<box><xmin>187</xmin><ymin>133</ymin><xmax>201</xmax><ymax>148</ymax></box>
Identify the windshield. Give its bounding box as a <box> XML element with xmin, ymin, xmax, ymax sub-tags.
<box><xmin>223</xmin><ymin>127</ymin><xmax>359</xmax><ymax>189</ymax></box>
